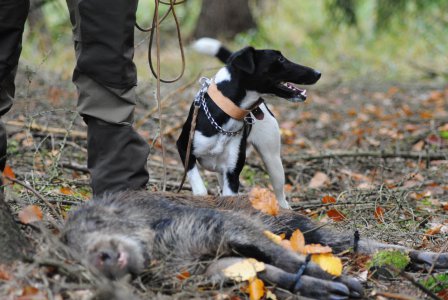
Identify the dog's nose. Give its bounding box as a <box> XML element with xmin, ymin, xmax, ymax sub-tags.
<box><xmin>314</xmin><ymin>70</ymin><xmax>321</xmax><ymax>80</ymax></box>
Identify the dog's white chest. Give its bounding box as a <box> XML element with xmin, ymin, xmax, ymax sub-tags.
<box><xmin>193</xmin><ymin>131</ymin><xmax>242</xmax><ymax>172</ymax></box>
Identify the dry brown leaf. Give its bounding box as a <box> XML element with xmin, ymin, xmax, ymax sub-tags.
<box><xmin>0</xmin><ymin>265</ymin><xmax>12</xmax><ymax>281</ymax></box>
<box><xmin>327</xmin><ymin>209</ymin><xmax>346</xmax><ymax>222</ymax></box>
<box><xmin>176</xmin><ymin>271</ymin><xmax>190</xmax><ymax>280</ymax></box>
<box><xmin>290</xmin><ymin>229</ymin><xmax>305</xmax><ymax>253</ymax></box>
<box><xmin>425</xmin><ymin>224</ymin><xmax>443</xmax><ymax>236</ymax></box>
<box><xmin>311</xmin><ymin>253</ymin><xmax>342</xmax><ymax>276</ymax></box>
<box><xmin>309</xmin><ymin>172</ymin><xmax>329</xmax><ymax>189</ymax></box>
<box><xmin>18</xmin><ymin>205</ymin><xmax>43</xmax><ymax>224</ymax></box>
<box><xmin>264</xmin><ymin>231</ymin><xmax>283</xmax><ymax>245</ymax></box>
<box><xmin>222</xmin><ymin>258</ymin><xmax>265</xmax><ymax>282</ymax></box>
<box><xmin>303</xmin><ymin>244</ymin><xmax>332</xmax><ymax>254</ymax></box>
<box><xmin>60</xmin><ymin>186</ymin><xmax>74</xmax><ymax>195</ymax></box>
<box><xmin>247</xmin><ymin>277</ymin><xmax>265</xmax><ymax>300</ymax></box>
<box><xmin>249</xmin><ymin>187</ymin><xmax>279</xmax><ymax>216</ymax></box>
<box><xmin>322</xmin><ymin>195</ymin><xmax>336</xmax><ymax>204</ymax></box>
<box><xmin>374</xmin><ymin>206</ymin><xmax>385</xmax><ymax>222</ymax></box>
<box><xmin>2</xmin><ymin>164</ymin><xmax>16</xmax><ymax>185</ymax></box>
<box><xmin>280</xmin><ymin>239</ymin><xmax>293</xmax><ymax>251</ymax></box>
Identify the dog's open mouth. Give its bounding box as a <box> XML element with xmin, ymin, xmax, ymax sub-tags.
<box><xmin>278</xmin><ymin>82</ymin><xmax>307</xmax><ymax>102</ymax></box>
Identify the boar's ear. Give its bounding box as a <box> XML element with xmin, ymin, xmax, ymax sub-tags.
<box><xmin>228</xmin><ymin>47</ymin><xmax>256</xmax><ymax>74</ymax></box>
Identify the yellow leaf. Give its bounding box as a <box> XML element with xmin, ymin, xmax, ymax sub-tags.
<box><xmin>18</xmin><ymin>205</ymin><xmax>43</xmax><ymax>224</ymax></box>
<box><xmin>303</xmin><ymin>244</ymin><xmax>333</xmax><ymax>254</ymax></box>
<box><xmin>222</xmin><ymin>258</ymin><xmax>265</xmax><ymax>282</ymax></box>
<box><xmin>311</xmin><ymin>253</ymin><xmax>343</xmax><ymax>276</ymax></box>
<box><xmin>265</xmin><ymin>290</ymin><xmax>278</xmax><ymax>300</ymax></box>
<box><xmin>248</xmin><ymin>277</ymin><xmax>265</xmax><ymax>300</ymax></box>
<box><xmin>290</xmin><ymin>229</ymin><xmax>305</xmax><ymax>253</ymax></box>
<box><xmin>264</xmin><ymin>230</ymin><xmax>283</xmax><ymax>245</ymax></box>
<box><xmin>249</xmin><ymin>187</ymin><xmax>279</xmax><ymax>216</ymax></box>
<box><xmin>60</xmin><ymin>186</ymin><xmax>74</xmax><ymax>195</ymax></box>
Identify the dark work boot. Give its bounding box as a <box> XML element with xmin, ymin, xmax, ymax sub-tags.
<box><xmin>86</xmin><ymin>117</ymin><xmax>150</xmax><ymax>196</ymax></box>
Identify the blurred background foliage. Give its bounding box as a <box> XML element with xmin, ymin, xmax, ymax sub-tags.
<box><xmin>21</xmin><ymin>0</ymin><xmax>448</xmax><ymax>85</ymax></box>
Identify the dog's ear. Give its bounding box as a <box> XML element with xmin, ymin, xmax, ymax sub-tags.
<box><xmin>228</xmin><ymin>47</ymin><xmax>256</xmax><ymax>74</ymax></box>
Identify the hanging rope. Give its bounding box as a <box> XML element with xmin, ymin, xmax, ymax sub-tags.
<box><xmin>135</xmin><ymin>0</ymin><xmax>187</xmax><ymax>191</ymax></box>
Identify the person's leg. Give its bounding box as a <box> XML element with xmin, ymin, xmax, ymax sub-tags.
<box><xmin>0</xmin><ymin>0</ymin><xmax>30</xmax><ymax>172</ymax></box>
<box><xmin>66</xmin><ymin>0</ymin><xmax>150</xmax><ymax>196</ymax></box>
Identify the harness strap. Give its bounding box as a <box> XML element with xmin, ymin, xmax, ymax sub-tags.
<box><xmin>207</xmin><ymin>81</ymin><xmax>251</xmax><ymax>121</ymax></box>
<box><xmin>177</xmin><ymin>104</ymin><xmax>200</xmax><ymax>193</ymax></box>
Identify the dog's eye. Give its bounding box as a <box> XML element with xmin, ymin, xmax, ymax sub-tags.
<box><xmin>278</xmin><ymin>56</ymin><xmax>285</xmax><ymax>63</ymax></box>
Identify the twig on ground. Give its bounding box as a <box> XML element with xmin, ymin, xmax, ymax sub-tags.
<box><xmin>285</xmin><ymin>150</ymin><xmax>447</xmax><ymax>162</ymax></box>
<box><xmin>5</xmin><ymin>176</ymin><xmax>63</xmax><ymax>224</ymax></box>
<box><xmin>370</xmin><ymin>290</ymin><xmax>419</xmax><ymax>300</ymax></box>
<box><xmin>386</xmin><ymin>266</ymin><xmax>442</xmax><ymax>300</ymax></box>
<box><xmin>6</xmin><ymin>120</ymin><xmax>87</xmax><ymax>139</ymax></box>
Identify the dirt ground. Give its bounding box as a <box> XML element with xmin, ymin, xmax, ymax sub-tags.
<box><xmin>0</xmin><ymin>62</ymin><xmax>447</xmax><ymax>299</ymax></box>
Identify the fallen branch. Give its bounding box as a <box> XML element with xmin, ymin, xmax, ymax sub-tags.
<box><xmin>285</xmin><ymin>150</ymin><xmax>447</xmax><ymax>163</ymax></box>
<box><xmin>6</xmin><ymin>120</ymin><xmax>87</xmax><ymax>139</ymax></box>
<box><xmin>370</xmin><ymin>290</ymin><xmax>419</xmax><ymax>300</ymax></box>
<box><xmin>5</xmin><ymin>176</ymin><xmax>63</xmax><ymax>225</ymax></box>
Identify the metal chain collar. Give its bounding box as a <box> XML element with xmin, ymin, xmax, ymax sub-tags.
<box><xmin>195</xmin><ymin>77</ymin><xmax>249</xmax><ymax>136</ymax></box>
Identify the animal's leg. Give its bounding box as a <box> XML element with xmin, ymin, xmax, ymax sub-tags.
<box><xmin>206</xmin><ymin>257</ymin><xmax>355</xmax><ymax>300</ymax></box>
<box><xmin>221</xmin><ymin>216</ymin><xmax>363</xmax><ymax>298</ymax></box>
<box><xmin>248</xmin><ymin>105</ymin><xmax>289</xmax><ymax>209</ymax></box>
<box><xmin>266</xmin><ymin>211</ymin><xmax>448</xmax><ymax>270</ymax></box>
<box><xmin>222</xmin><ymin>136</ymin><xmax>247</xmax><ymax>196</ymax></box>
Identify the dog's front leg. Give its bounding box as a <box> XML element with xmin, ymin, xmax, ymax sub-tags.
<box><xmin>221</xmin><ymin>136</ymin><xmax>247</xmax><ymax>196</ymax></box>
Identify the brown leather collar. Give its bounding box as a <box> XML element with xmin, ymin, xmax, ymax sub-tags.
<box><xmin>207</xmin><ymin>81</ymin><xmax>253</xmax><ymax>121</ymax></box>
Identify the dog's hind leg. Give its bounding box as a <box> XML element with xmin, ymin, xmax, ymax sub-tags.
<box><xmin>248</xmin><ymin>104</ymin><xmax>289</xmax><ymax>209</ymax></box>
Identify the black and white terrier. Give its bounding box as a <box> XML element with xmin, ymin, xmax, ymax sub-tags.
<box><xmin>177</xmin><ymin>38</ymin><xmax>321</xmax><ymax>209</ymax></box>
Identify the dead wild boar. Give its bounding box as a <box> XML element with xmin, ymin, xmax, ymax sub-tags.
<box><xmin>61</xmin><ymin>191</ymin><xmax>448</xmax><ymax>300</ymax></box>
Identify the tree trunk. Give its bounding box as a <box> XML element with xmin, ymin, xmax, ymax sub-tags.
<box><xmin>0</xmin><ymin>193</ymin><xmax>31</xmax><ymax>263</ymax></box>
<box><xmin>193</xmin><ymin>0</ymin><xmax>256</xmax><ymax>39</ymax></box>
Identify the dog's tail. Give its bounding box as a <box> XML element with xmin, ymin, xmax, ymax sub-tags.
<box><xmin>191</xmin><ymin>37</ymin><xmax>232</xmax><ymax>64</ymax></box>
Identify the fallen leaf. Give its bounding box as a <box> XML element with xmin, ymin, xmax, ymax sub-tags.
<box><xmin>290</xmin><ymin>229</ymin><xmax>305</xmax><ymax>253</ymax></box>
<box><xmin>222</xmin><ymin>258</ymin><xmax>265</xmax><ymax>282</ymax></box>
<box><xmin>327</xmin><ymin>209</ymin><xmax>346</xmax><ymax>222</ymax></box>
<box><xmin>303</xmin><ymin>244</ymin><xmax>333</xmax><ymax>254</ymax></box>
<box><xmin>265</xmin><ymin>290</ymin><xmax>278</xmax><ymax>300</ymax></box>
<box><xmin>309</xmin><ymin>172</ymin><xmax>329</xmax><ymax>189</ymax></box>
<box><xmin>60</xmin><ymin>186</ymin><xmax>74</xmax><ymax>195</ymax></box>
<box><xmin>374</xmin><ymin>206</ymin><xmax>385</xmax><ymax>222</ymax></box>
<box><xmin>264</xmin><ymin>231</ymin><xmax>283</xmax><ymax>245</ymax></box>
<box><xmin>247</xmin><ymin>277</ymin><xmax>265</xmax><ymax>300</ymax></box>
<box><xmin>311</xmin><ymin>253</ymin><xmax>343</xmax><ymax>276</ymax></box>
<box><xmin>18</xmin><ymin>205</ymin><xmax>43</xmax><ymax>224</ymax></box>
<box><xmin>280</xmin><ymin>239</ymin><xmax>293</xmax><ymax>251</ymax></box>
<box><xmin>425</xmin><ymin>224</ymin><xmax>442</xmax><ymax>236</ymax></box>
<box><xmin>0</xmin><ymin>265</ymin><xmax>12</xmax><ymax>281</ymax></box>
<box><xmin>322</xmin><ymin>195</ymin><xmax>336</xmax><ymax>204</ymax></box>
<box><xmin>249</xmin><ymin>187</ymin><xmax>279</xmax><ymax>216</ymax></box>
<box><xmin>437</xmin><ymin>289</ymin><xmax>448</xmax><ymax>300</ymax></box>
<box><xmin>176</xmin><ymin>271</ymin><xmax>190</xmax><ymax>280</ymax></box>
<box><xmin>2</xmin><ymin>164</ymin><xmax>16</xmax><ymax>184</ymax></box>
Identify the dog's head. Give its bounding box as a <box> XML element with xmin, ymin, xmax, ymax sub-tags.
<box><xmin>227</xmin><ymin>47</ymin><xmax>321</xmax><ymax>102</ymax></box>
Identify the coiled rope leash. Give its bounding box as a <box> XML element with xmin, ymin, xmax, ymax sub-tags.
<box><xmin>135</xmin><ymin>0</ymin><xmax>186</xmax><ymax>191</ymax></box>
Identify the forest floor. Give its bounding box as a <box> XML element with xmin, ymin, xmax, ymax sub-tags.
<box><xmin>0</xmin><ymin>62</ymin><xmax>447</xmax><ymax>300</ymax></box>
